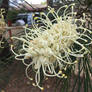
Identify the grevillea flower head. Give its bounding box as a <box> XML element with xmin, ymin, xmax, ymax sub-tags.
<box><xmin>0</xmin><ymin>8</ymin><xmax>6</xmax><ymax>48</ymax></box>
<box><xmin>11</xmin><ymin>3</ymin><xmax>92</xmax><ymax>89</ymax></box>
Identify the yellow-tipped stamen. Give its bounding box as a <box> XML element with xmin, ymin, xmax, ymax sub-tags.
<box><xmin>58</xmin><ymin>70</ymin><xmax>62</xmax><ymax>74</ymax></box>
<box><xmin>40</xmin><ymin>87</ymin><xmax>44</xmax><ymax>91</ymax></box>
<box><xmin>64</xmin><ymin>76</ymin><xmax>67</xmax><ymax>79</ymax></box>
<box><xmin>32</xmin><ymin>83</ymin><xmax>36</xmax><ymax>87</ymax></box>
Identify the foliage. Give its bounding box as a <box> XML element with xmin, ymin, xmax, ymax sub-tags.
<box><xmin>0</xmin><ymin>0</ymin><xmax>3</xmax><ymax>7</ymax></box>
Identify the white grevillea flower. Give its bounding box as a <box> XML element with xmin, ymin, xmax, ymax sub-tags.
<box><xmin>0</xmin><ymin>8</ymin><xmax>6</xmax><ymax>48</ymax></box>
<box><xmin>11</xmin><ymin>4</ymin><xmax>92</xmax><ymax>89</ymax></box>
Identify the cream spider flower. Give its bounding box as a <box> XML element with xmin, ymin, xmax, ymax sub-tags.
<box><xmin>11</xmin><ymin>3</ymin><xmax>92</xmax><ymax>89</ymax></box>
<box><xmin>0</xmin><ymin>8</ymin><xmax>6</xmax><ymax>48</ymax></box>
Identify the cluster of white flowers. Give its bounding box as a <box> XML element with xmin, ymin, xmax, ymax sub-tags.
<box><xmin>11</xmin><ymin>3</ymin><xmax>92</xmax><ymax>89</ymax></box>
<box><xmin>0</xmin><ymin>8</ymin><xmax>6</xmax><ymax>48</ymax></box>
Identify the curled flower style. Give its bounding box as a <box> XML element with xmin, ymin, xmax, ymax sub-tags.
<box><xmin>11</xmin><ymin>3</ymin><xmax>92</xmax><ymax>89</ymax></box>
